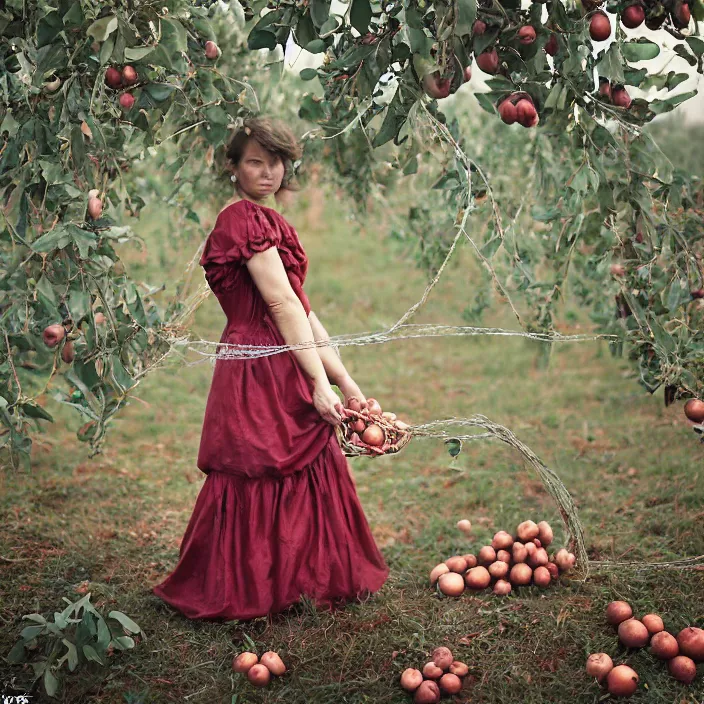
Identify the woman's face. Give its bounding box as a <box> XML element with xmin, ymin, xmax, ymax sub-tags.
<box><xmin>232</xmin><ymin>139</ymin><xmax>285</xmax><ymax>202</ymax></box>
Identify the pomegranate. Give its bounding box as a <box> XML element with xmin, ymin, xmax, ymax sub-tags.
<box><xmin>621</xmin><ymin>4</ymin><xmax>645</xmax><ymax>28</ymax></box>
<box><xmin>650</xmin><ymin>631</ymin><xmax>679</xmax><ymax>660</ymax></box>
<box><xmin>476</xmin><ymin>48</ymin><xmax>499</xmax><ymax>74</ymax></box>
<box><xmin>509</xmin><ymin>563</ymin><xmax>532</xmax><ymax>586</ymax></box>
<box><xmin>586</xmin><ymin>653</ymin><xmax>613</xmax><ymax>682</ymax></box>
<box><xmin>119</xmin><ymin>93</ymin><xmax>135</xmax><ymax>110</ymax></box>
<box><xmin>607</xmin><ymin>665</ymin><xmax>638</xmax><ymax>697</ymax></box>
<box><xmin>438</xmin><ymin>572</ymin><xmax>465</xmax><ymax>596</ymax></box>
<box><xmin>493</xmin><ymin>579</ymin><xmax>512</xmax><ymax>596</ymax></box>
<box><xmin>205</xmin><ymin>40</ymin><xmax>220</xmax><ymax>59</ymax></box>
<box><xmin>589</xmin><ymin>12</ymin><xmax>611</xmax><ymax>41</ymax></box>
<box><xmin>105</xmin><ymin>67</ymin><xmax>122</xmax><ymax>89</ymax></box>
<box><xmin>668</xmin><ymin>655</ymin><xmax>696</xmax><ymax>683</ymax></box>
<box><xmin>477</xmin><ymin>546</ymin><xmax>496</xmax><ymax>565</ymax></box>
<box><xmin>517</xmin><ymin>520</ymin><xmax>539</xmax><ymax>542</ymax></box>
<box><xmin>42</xmin><ymin>324</ymin><xmax>65</xmax><ymax>348</ymax></box>
<box><xmin>400</xmin><ymin>668</ymin><xmax>423</xmax><ymax>692</ymax></box>
<box><xmin>121</xmin><ymin>65</ymin><xmax>138</xmax><ymax>85</ymax></box>
<box><xmin>496</xmin><ymin>549</ymin><xmax>511</xmax><ymax>563</ymax></box>
<box><xmin>351</xmin><ymin>418</ymin><xmax>366</xmax><ymax>434</ymax></box>
<box><xmin>488</xmin><ymin>560</ymin><xmax>509</xmax><ymax>580</ymax></box>
<box><xmin>606</xmin><ymin>601</ymin><xmax>633</xmax><ymax>625</ymax></box>
<box><xmin>533</xmin><ymin>565</ymin><xmax>551</xmax><ymax>587</ymax></box>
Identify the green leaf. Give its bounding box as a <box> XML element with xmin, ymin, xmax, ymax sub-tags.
<box><xmin>649</xmin><ymin>90</ymin><xmax>698</xmax><ymax>115</ymax></box>
<box><xmin>455</xmin><ymin>0</ymin><xmax>477</xmax><ymax>37</ymax></box>
<box><xmin>299</xmin><ymin>68</ymin><xmax>318</xmax><ymax>81</ymax></box>
<box><xmin>124</xmin><ymin>45</ymin><xmax>155</xmax><ymax>61</ymax></box>
<box><xmin>596</xmin><ymin>43</ymin><xmax>625</xmax><ymax>84</ymax></box>
<box><xmin>82</xmin><ymin>644</ymin><xmax>104</xmax><ymax>665</ymax></box>
<box><xmin>44</xmin><ymin>667</ymin><xmax>59</xmax><ymax>698</ymax></box>
<box><xmin>144</xmin><ymin>82</ymin><xmax>177</xmax><ymax>102</ymax></box>
<box><xmin>621</xmin><ymin>39</ymin><xmax>660</xmax><ymax>62</ymax></box>
<box><xmin>310</xmin><ymin>0</ymin><xmax>332</xmax><ymax>28</ymax></box>
<box><xmin>20</xmin><ymin>402</ymin><xmax>54</xmax><ymax>422</ymax></box>
<box><xmin>350</xmin><ymin>0</ymin><xmax>372</xmax><ymax>34</ymax></box>
<box><xmin>108</xmin><ymin>611</ymin><xmax>142</xmax><ymax>634</ymax></box>
<box><xmin>305</xmin><ymin>39</ymin><xmax>327</xmax><ymax>53</ymax></box>
<box><xmin>31</xmin><ymin>226</ymin><xmax>71</xmax><ymax>253</ymax></box>
<box><xmin>86</xmin><ymin>15</ymin><xmax>118</xmax><ymax>42</ymax></box>
<box><xmin>474</xmin><ymin>92</ymin><xmax>496</xmax><ymax>114</ymax></box>
<box><xmin>161</xmin><ymin>18</ymin><xmax>187</xmax><ymax>53</ymax></box>
<box><xmin>99</xmin><ymin>35</ymin><xmax>115</xmax><ymax>66</ymax></box>
<box><xmin>248</xmin><ymin>30</ymin><xmax>278</xmax><ymax>50</ymax></box>
<box><xmin>685</xmin><ymin>36</ymin><xmax>704</xmax><ymax>56</ymax></box>
<box><xmin>445</xmin><ymin>438</ymin><xmax>462</xmax><ymax>457</ymax></box>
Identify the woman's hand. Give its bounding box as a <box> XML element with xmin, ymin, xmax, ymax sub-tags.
<box><xmin>312</xmin><ymin>378</ymin><xmax>344</xmax><ymax>426</ymax></box>
<box><xmin>337</xmin><ymin>376</ymin><xmax>367</xmax><ymax>410</ymax></box>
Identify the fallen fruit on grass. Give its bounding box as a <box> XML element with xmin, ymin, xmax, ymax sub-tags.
<box><xmin>445</xmin><ymin>556</ymin><xmax>468</xmax><ymax>573</ymax></box>
<box><xmin>478</xmin><ymin>546</ymin><xmax>497</xmax><ymax>565</ymax></box>
<box><xmin>546</xmin><ymin>562</ymin><xmax>559</xmax><ymax>580</ymax></box>
<box><xmin>439</xmin><ymin>673</ymin><xmax>462</xmax><ymax>694</ymax></box>
<box><xmin>422</xmin><ymin>662</ymin><xmax>444</xmax><ymax>679</ymax></box>
<box><xmin>533</xmin><ymin>565</ymin><xmax>551</xmax><ymax>588</ymax></box>
<box><xmin>233</xmin><ymin>652</ymin><xmax>259</xmax><ymax>673</ymax></box>
<box><xmin>462</xmin><ymin>554</ymin><xmax>478</xmax><ymax>568</ymax></box>
<box><xmin>43</xmin><ymin>324</ymin><xmax>65</xmax><ymax>348</ymax></box>
<box><xmin>413</xmin><ymin>680</ymin><xmax>440</xmax><ymax>704</ymax></box>
<box><xmin>464</xmin><ymin>566</ymin><xmax>491</xmax><ymax>590</ymax></box>
<box><xmin>492</xmin><ymin>531</ymin><xmax>514</xmax><ymax>551</ymax></box>
<box><xmin>400</xmin><ymin>668</ymin><xmax>424</xmax><ymax>692</ymax></box>
<box><xmin>618</xmin><ymin>619</ymin><xmax>650</xmax><ymax>648</ymax></box>
<box><xmin>457</xmin><ymin>519</ymin><xmax>472</xmax><ymax>535</ymax></box>
<box><xmin>650</xmin><ymin>631</ymin><xmax>679</xmax><ymax>660</ymax></box>
<box><xmin>554</xmin><ymin>549</ymin><xmax>575</xmax><ymax>572</ymax></box>
<box><xmin>430</xmin><ymin>563</ymin><xmax>450</xmax><ymax>585</ymax></box>
<box><xmin>589</xmin><ymin>12</ymin><xmax>611</xmax><ymax>41</ymax></box>
<box><xmin>606</xmin><ymin>601</ymin><xmax>633</xmax><ymax>625</ymax></box>
<box><xmin>431</xmin><ymin>646</ymin><xmax>454</xmax><ymax>670</ymax></box>
<box><xmin>607</xmin><ymin>665</ymin><xmax>639</xmax><ymax>697</ymax></box>
<box><xmin>509</xmin><ymin>563</ymin><xmax>532</xmax><ymax>586</ymax></box>
<box><xmin>537</xmin><ymin>521</ymin><xmax>553</xmax><ymax>546</ymax></box>
<box><xmin>438</xmin><ymin>572</ymin><xmax>465</xmax><ymax>596</ymax></box>
<box><xmin>516</xmin><ymin>520</ymin><xmax>539</xmax><ymax>542</ymax></box>
<box><xmin>260</xmin><ymin>651</ymin><xmax>286</xmax><ymax>676</ymax></box>
<box><xmin>488</xmin><ymin>561</ymin><xmax>510</xmax><ymax>580</ymax></box>
<box><xmin>684</xmin><ymin>399</ymin><xmax>704</xmax><ymax>423</ymax></box>
<box><xmin>677</xmin><ymin>627</ymin><xmax>704</xmax><ymax>661</ymax></box>
<box><xmin>586</xmin><ymin>653</ymin><xmax>614</xmax><ymax>682</ymax></box>
<box><xmin>641</xmin><ymin>614</ymin><xmax>665</xmax><ymax>635</ymax></box>
<box><xmin>247</xmin><ymin>663</ymin><xmax>271</xmax><ymax>687</ymax></box>
<box><xmin>361</xmin><ymin>424</ymin><xmax>384</xmax><ymax>447</ymax></box>
<box><xmin>668</xmin><ymin>655</ymin><xmax>696</xmax><ymax>683</ymax></box>
<box><xmin>512</xmin><ymin>542</ymin><xmax>528</xmax><ymax>563</ymax></box>
<box><xmin>493</xmin><ymin>579</ymin><xmax>512</xmax><ymax>595</ymax></box>
<box><xmin>449</xmin><ymin>661</ymin><xmax>469</xmax><ymax>677</ymax></box>
<box><xmin>529</xmin><ymin>548</ymin><xmax>549</xmax><ymax>568</ymax></box>
<box><xmin>496</xmin><ymin>549</ymin><xmax>511</xmax><ymax>563</ymax></box>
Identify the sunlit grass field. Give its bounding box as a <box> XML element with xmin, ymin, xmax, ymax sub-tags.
<box><xmin>1</xmin><ymin>174</ymin><xmax>703</xmax><ymax>703</ymax></box>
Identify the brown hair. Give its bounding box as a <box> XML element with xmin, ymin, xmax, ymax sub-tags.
<box><xmin>226</xmin><ymin>116</ymin><xmax>303</xmax><ymax>191</ymax></box>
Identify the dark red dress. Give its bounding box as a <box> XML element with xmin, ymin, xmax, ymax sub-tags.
<box><xmin>152</xmin><ymin>198</ymin><xmax>389</xmax><ymax>620</ymax></box>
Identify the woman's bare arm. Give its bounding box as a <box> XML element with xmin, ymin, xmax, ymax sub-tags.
<box><xmin>308</xmin><ymin>311</ymin><xmax>350</xmax><ymax>386</ymax></box>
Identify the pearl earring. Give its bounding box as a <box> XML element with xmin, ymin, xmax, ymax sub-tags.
<box><xmin>231</xmin><ymin>174</ymin><xmax>237</xmax><ymax>183</ymax></box>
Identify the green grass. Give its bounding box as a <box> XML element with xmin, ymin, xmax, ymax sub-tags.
<box><xmin>1</xmin><ymin>181</ymin><xmax>703</xmax><ymax>703</ymax></box>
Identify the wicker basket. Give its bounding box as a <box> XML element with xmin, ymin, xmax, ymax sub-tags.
<box><xmin>335</xmin><ymin>407</ymin><xmax>413</xmax><ymax>458</ymax></box>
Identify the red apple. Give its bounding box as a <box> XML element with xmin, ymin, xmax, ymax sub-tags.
<box><xmin>621</xmin><ymin>4</ymin><xmax>645</xmax><ymax>28</ymax></box>
<box><xmin>589</xmin><ymin>12</ymin><xmax>611</xmax><ymax>41</ymax></box>
<box><xmin>105</xmin><ymin>67</ymin><xmax>122</xmax><ymax>89</ymax></box>
<box><xmin>515</xmin><ymin>99</ymin><xmax>538</xmax><ymax>128</ymax></box>
<box><xmin>422</xmin><ymin>72</ymin><xmax>451</xmax><ymax>99</ymax></box>
<box><xmin>498</xmin><ymin>99</ymin><xmax>517</xmax><ymax>125</ymax></box>
<box><xmin>545</xmin><ymin>34</ymin><xmax>559</xmax><ymax>55</ymax></box>
<box><xmin>42</xmin><ymin>324</ymin><xmax>65</xmax><ymax>348</ymax></box>
<box><xmin>518</xmin><ymin>26</ymin><xmax>536</xmax><ymax>44</ymax></box>
<box><xmin>598</xmin><ymin>79</ymin><xmax>612</xmax><ymax>101</ymax></box>
<box><xmin>121</xmin><ymin>65</ymin><xmax>138</xmax><ymax>85</ymax></box>
<box><xmin>612</xmin><ymin>86</ymin><xmax>632</xmax><ymax>108</ymax></box>
<box><xmin>87</xmin><ymin>197</ymin><xmax>103</xmax><ymax>220</ymax></box>
<box><xmin>473</xmin><ymin>20</ymin><xmax>487</xmax><ymax>35</ymax></box>
<box><xmin>119</xmin><ymin>93</ymin><xmax>135</xmax><ymax>110</ymax></box>
<box><xmin>672</xmin><ymin>1</ymin><xmax>691</xmax><ymax>27</ymax></box>
<box><xmin>463</xmin><ymin>65</ymin><xmax>472</xmax><ymax>82</ymax></box>
<box><xmin>476</xmin><ymin>48</ymin><xmax>499</xmax><ymax>74</ymax></box>
<box><xmin>205</xmin><ymin>40</ymin><xmax>220</xmax><ymax>59</ymax></box>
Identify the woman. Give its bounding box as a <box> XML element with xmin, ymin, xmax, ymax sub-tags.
<box><xmin>152</xmin><ymin>117</ymin><xmax>390</xmax><ymax>621</ymax></box>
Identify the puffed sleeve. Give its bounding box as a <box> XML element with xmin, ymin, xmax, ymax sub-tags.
<box><xmin>199</xmin><ymin>201</ymin><xmax>282</xmax><ymax>268</ymax></box>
